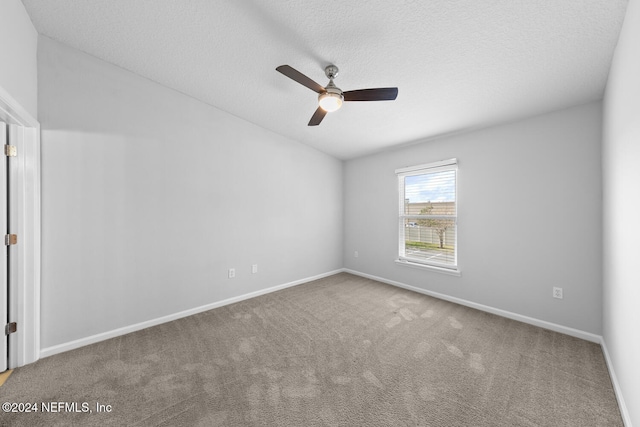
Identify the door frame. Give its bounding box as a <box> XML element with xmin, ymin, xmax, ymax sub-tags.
<box><xmin>0</xmin><ymin>85</ymin><xmax>41</xmax><ymax>368</ymax></box>
<box><xmin>0</xmin><ymin>121</ymin><xmax>7</xmax><ymax>373</ymax></box>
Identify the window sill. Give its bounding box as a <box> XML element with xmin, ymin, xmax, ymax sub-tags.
<box><xmin>394</xmin><ymin>259</ymin><xmax>461</xmax><ymax>276</ymax></box>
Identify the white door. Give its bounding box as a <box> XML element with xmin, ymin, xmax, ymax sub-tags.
<box><xmin>0</xmin><ymin>121</ymin><xmax>7</xmax><ymax>373</ymax></box>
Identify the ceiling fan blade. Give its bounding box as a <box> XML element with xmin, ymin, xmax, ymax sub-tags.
<box><xmin>308</xmin><ymin>107</ymin><xmax>327</xmax><ymax>126</ymax></box>
<box><xmin>276</xmin><ymin>65</ymin><xmax>326</xmax><ymax>94</ymax></box>
<box><xmin>343</xmin><ymin>88</ymin><xmax>398</xmax><ymax>102</ymax></box>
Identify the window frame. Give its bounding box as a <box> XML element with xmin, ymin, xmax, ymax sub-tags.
<box><xmin>396</xmin><ymin>158</ymin><xmax>459</xmax><ymax>275</ymax></box>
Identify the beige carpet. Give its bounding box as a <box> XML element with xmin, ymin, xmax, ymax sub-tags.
<box><xmin>0</xmin><ymin>273</ymin><xmax>622</xmax><ymax>426</ymax></box>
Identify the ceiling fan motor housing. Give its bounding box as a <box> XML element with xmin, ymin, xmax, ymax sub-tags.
<box><xmin>324</xmin><ymin>65</ymin><xmax>339</xmax><ymax>80</ymax></box>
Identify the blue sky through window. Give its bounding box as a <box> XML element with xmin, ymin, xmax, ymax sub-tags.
<box><xmin>405</xmin><ymin>170</ymin><xmax>455</xmax><ymax>203</ymax></box>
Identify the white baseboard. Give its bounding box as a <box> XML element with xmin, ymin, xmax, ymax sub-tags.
<box><xmin>40</xmin><ymin>269</ymin><xmax>343</xmax><ymax>358</ymax></box>
<box><xmin>600</xmin><ymin>339</ymin><xmax>633</xmax><ymax>427</ymax></box>
<box><xmin>343</xmin><ymin>268</ymin><xmax>602</xmax><ymax>343</ymax></box>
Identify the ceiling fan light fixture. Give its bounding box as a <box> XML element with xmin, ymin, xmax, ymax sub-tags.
<box><xmin>318</xmin><ymin>79</ymin><xmax>343</xmax><ymax>112</ymax></box>
<box><xmin>318</xmin><ymin>91</ymin><xmax>343</xmax><ymax>112</ymax></box>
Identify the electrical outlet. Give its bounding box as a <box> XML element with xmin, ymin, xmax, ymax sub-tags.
<box><xmin>228</xmin><ymin>268</ymin><xmax>235</xmax><ymax>279</ymax></box>
<box><xmin>553</xmin><ymin>287</ymin><xmax>563</xmax><ymax>299</ymax></box>
<box><xmin>252</xmin><ymin>264</ymin><xmax>258</xmax><ymax>274</ymax></box>
<box><xmin>354</xmin><ymin>251</ymin><xmax>359</xmax><ymax>258</ymax></box>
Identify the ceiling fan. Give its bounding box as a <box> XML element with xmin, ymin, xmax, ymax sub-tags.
<box><xmin>276</xmin><ymin>64</ymin><xmax>398</xmax><ymax>126</ymax></box>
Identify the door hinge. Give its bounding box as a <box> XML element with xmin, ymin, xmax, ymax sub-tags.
<box><xmin>5</xmin><ymin>322</ymin><xmax>17</xmax><ymax>336</ymax></box>
<box><xmin>5</xmin><ymin>234</ymin><xmax>17</xmax><ymax>245</ymax></box>
<box><xmin>4</xmin><ymin>144</ymin><xmax>16</xmax><ymax>157</ymax></box>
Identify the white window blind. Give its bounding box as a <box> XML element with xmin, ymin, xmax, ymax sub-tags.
<box><xmin>396</xmin><ymin>159</ymin><xmax>458</xmax><ymax>271</ymax></box>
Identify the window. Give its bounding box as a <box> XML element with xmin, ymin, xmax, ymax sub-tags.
<box><xmin>396</xmin><ymin>159</ymin><xmax>458</xmax><ymax>273</ymax></box>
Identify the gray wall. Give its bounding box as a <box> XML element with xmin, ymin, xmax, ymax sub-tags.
<box><xmin>344</xmin><ymin>101</ymin><xmax>603</xmax><ymax>334</ymax></box>
<box><xmin>0</xmin><ymin>0</ymin><xmax>38</xmax><ymax>118</ymax></box>
<box><xmin>603</xmin><ymin>0</ymin><xmax>640</xmax><ymax>423</ymax></box>
<box><xmin>38</xmin><ymin>37</ymin><xmax>343</xmax><ymax>349</ymax></box>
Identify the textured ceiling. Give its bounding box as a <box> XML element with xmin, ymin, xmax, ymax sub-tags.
<box><xmin>21</xmin><ymin>0</ymin><xmax>628</xmax><ymax>159</ymax></box>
